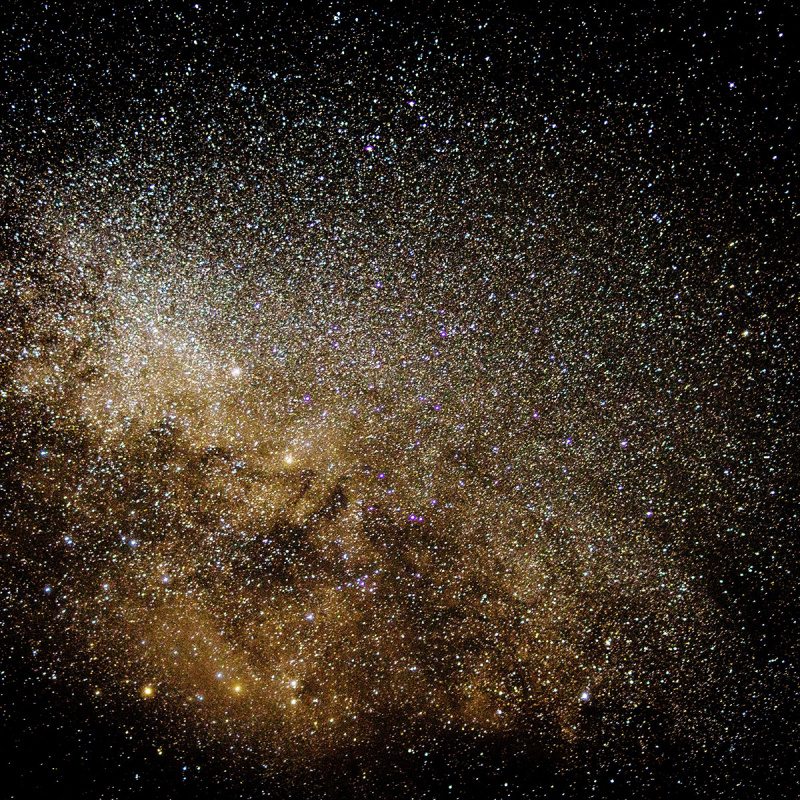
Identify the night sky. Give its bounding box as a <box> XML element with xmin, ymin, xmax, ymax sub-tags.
<box><xmin>1</xmin><ymin>2</ymin><xmax>798</xmax><ymax>798</ymax></box>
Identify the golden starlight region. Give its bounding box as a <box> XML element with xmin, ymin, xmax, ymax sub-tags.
<box><xmin>1</xmin><ymin>4</ymin><xmax>797</xmax><ymax>799</ymax></box>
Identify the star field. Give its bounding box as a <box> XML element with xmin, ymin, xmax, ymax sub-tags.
<box><xmin>1</xmin><ymin>3</ymin><xmax>798</xmax><ymax>798</ymax></box>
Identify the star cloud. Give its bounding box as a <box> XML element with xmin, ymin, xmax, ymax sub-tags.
<box><xmin>1</xmin><ymin>4</ymin><xmax>796</xmax><ymax>799</ymax></box>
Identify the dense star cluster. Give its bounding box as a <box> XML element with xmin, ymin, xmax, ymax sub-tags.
<box><xmin>1</xmin><ymin>3</ymin><xmax>798</xmax><ymax>798</ymax></box>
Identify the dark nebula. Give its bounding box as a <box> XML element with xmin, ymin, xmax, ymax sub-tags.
<box><xmin>1</xmin><ymin>3</ymin><xmax>797</xmax><ymax>798</ymax></box>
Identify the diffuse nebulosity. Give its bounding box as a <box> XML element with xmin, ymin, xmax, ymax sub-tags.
<box><xmin>1</xmin><ymin>4</ymin><xmax>797</xmax><ymax>798</ymax></box>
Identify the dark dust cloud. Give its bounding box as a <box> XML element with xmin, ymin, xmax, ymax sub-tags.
<box><xmin>1</xmin><ymin>3</ymin><xmax>798</xmax><ymax>798</ymax></box>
